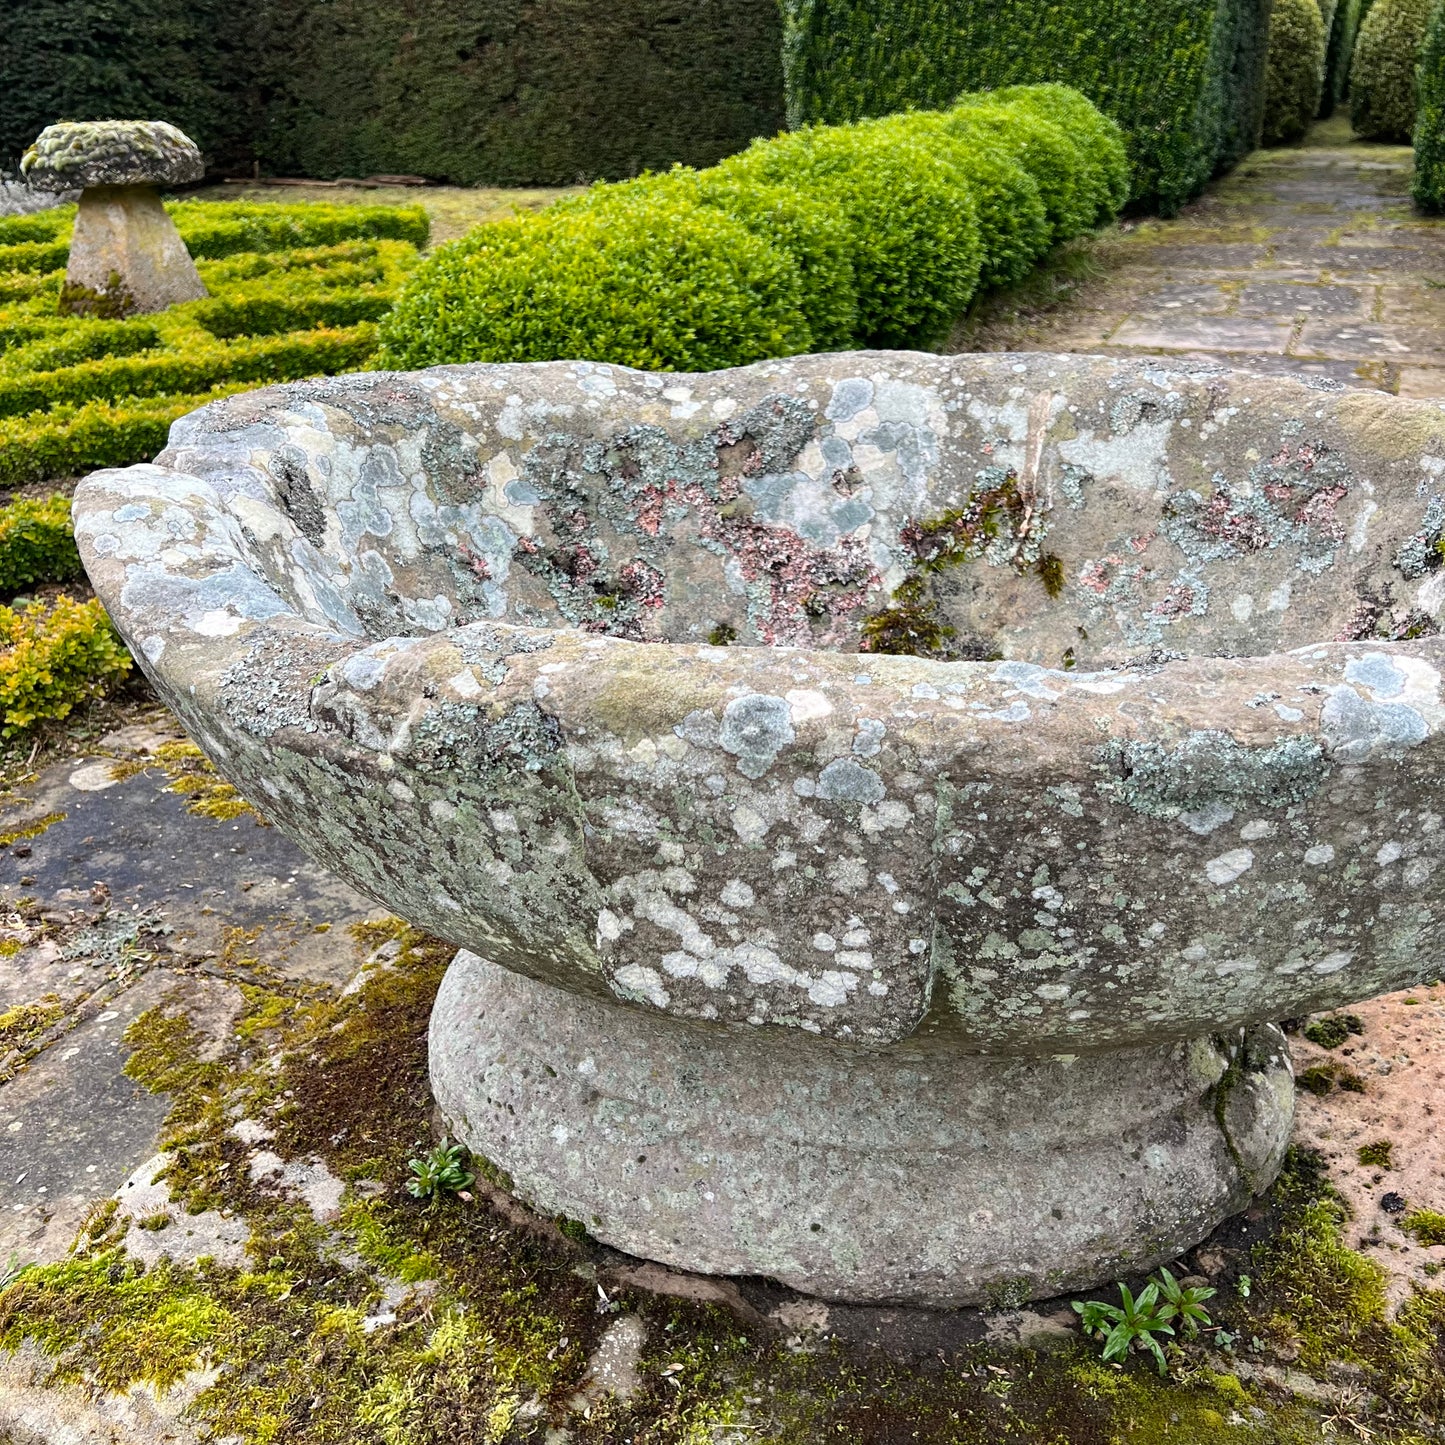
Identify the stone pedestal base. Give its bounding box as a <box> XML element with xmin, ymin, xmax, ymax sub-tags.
<box><xmin>429</xmin><ymin>950</ymin><xmax>1294</xmax><ymax>1308</ymax></box>
<box><xmin>63</xmin><ymin>185</ymin><xmax>207</xmax><ymax>316</ymax></box>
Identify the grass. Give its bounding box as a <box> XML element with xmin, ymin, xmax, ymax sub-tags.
<box><xmin>187</xmin><ymin>183</ymin><xmax>576</xmax><ymax>246</ymax></box>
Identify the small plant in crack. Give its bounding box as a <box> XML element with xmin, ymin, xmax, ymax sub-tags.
<box><xmin>1073</xmin><ymin>1268</ymin><xmax>1215</xmax><ymax>1375</ymax></box>
<box><xmin>406</xmin><ymin>1138</ymin><xmax>475</xmax><ymax>1205</ymax></box>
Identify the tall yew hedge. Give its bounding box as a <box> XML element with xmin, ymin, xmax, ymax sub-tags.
<box><xmin>2</xmin><ymin>0</ymin><xmax>785</xmax><ymax>186</ymax></box>
<box><xmin>779</xmin><ymin>0</ymin><xmax>1275</xmax><ymax>213</ymax></box>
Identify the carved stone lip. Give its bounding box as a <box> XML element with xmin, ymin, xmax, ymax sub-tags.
<box><xmin>72</xmin><ymin>354</ymin><xmax>1445</xmax><ymax>1054</ymax></box>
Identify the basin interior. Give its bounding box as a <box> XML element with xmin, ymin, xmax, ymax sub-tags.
<box><xmin>169</xmin><ymin>359</ymin><xmax>1445</xmax><ymax>671</ymax></box>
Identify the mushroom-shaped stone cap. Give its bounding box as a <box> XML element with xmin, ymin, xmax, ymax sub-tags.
<box><xmin>20</xmin><ymin>120</ymin><xmax>204</xmax><ymax>192</ymax></box>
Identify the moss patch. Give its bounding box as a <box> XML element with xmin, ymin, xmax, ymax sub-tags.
<box><xmin>4</xmin><ymin>932</ymin><xmax>1445</xmax><ymax>1441</ymax></box>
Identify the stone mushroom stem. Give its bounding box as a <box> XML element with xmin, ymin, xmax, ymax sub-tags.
<box><xmin>62</xmin><ymin>184</ymin><xmax>207</xmax><ymax>317</ymax></box>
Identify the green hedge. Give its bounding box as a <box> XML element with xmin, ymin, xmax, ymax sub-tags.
<box><xmin>1352</xmin><ymin>0</ymin><xmax>1435</xmax><ymax>139</ymax></box>
<box><xmin>0</xmin><ymin>206</ymin><xmax>426</xmax><ymax>486</ymax></box>
<box><xmin>0</xmin><ymin>0</ymin><xmax>252</xmax><ymax>173</ymax></box>
<box><xmin>376</xmin><ymin>193</ymin><xmax>812</xmax><ymax>374</ymax></box>
<box><xmin>1263</xmin><ymin>0</ymin><xmax>1330</xmax><ymax>143</ymax></box>
<box><xmin>253</xmin><ymin>0</ymin><xmax>786</xmax><ymax>186</ymax></box>
<box><xmin>1415</xmin><ymin>0</ymin><xmax>1445</xmax><ymax>210</ymax></box>
<box><xmin>379</xmin><ymin>85</ymin><xmax>1124</xmax><ymax>369</ymax></box>
<box><xmin>1323</xmin><ymin>0</ymin><xmax>1366</xmax><ymax>113</ymax></box>
<box><xmin>0</xmin><ymin>495</ymin><xmax>83</xmax><ymax>597</ymax></box>
<box><xmin>778</xmin><ymin>0</ymin><xmax>1273</xmax><ymax>214</ymax></box>
<box><xmin>2</xmin><ymin>0</ymin><xmax>785</xmax><ymax>188</ymax></box>
<box><xmin>713</xmin><ymin>122</ymin><xmax>985</xmax><ymax>348</ymax></box>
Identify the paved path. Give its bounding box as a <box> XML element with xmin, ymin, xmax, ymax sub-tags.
<box><xmin>956</xmin><ymin>117</ymin><xmax>1445</xmax><ymax>398</ymax></box>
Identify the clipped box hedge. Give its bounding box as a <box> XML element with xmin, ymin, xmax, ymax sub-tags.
<box><xmin>0</xmin><ymin>203</ymin><xmax>428</xmax><ymax>487</ymax></box>
<box><xmin>778</xmin><ymin>0</ymin><xmax>1273</xmax><ymax>214</ymax></box>
<box><xmin>380</xmin><ymin>85</ymin><xmax>1126</xmax><ymax>369</ymax></box>
<box><xmin>2</xmin><ymin>0</ymin><xmax>785</xmax><ymax>188</ymax></box>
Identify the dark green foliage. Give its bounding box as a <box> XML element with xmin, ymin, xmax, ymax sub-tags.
<box><xmin>779</xmin><ymin>0</ymin><xmax>1274</xmax><ymax>213</ymax></box>
<box><xmin>251</xmin><ymin>0</ymin><xmax>786</xmax><ymax>186</ymax></box>
<box><xmin>1352</xmin><ymin>0</ymin><xmax>1434</xmax><ymax>139</ymax></box>
<box><xmin>2</xmin><ymin>0</ymin><xmax>785</xmax><ymax>188</ymax></box>
<box><xmin>1263</xmin><ymin>0</ymin><xmax>1330</xmax><ymax>143</ymax></box>
<box><xmin>717</xmin><ymin>121</ymin><xmax>985</xmax><ymax>347</ymax></box>
<box><xmin>1323</xmin><ymin>0</ymin><xmax>1366</xmax><ymax>113</ymax></box>
<box><xmin>375</xmin><ymin>188</ymin><xmax>814</xmax><ymax>372</ymax></box>
<box><xmin>0</xmin><ymin>0</ymin><xmax>253</xmax><ymax>173</ymax></box>
<box><xmin>1415</xmin><ymin>0</ymin><xmax>1445</xmax><ymax>211</ymax></box>
<box><xmin>1356</xmin><ymin>1139</ymin><xmax>1393</xmax><ymax>1167</ymax></box>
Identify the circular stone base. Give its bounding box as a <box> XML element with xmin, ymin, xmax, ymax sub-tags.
<box><xmin>429</xmin><ymin>951</ymin><xmax>1294</xmax><ymax>1307</ymax></box>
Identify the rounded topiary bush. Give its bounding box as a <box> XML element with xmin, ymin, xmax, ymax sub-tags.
<box><xmin>1414</xmin><ymin>0</ymin><xmax>1445</xmax><ymax>211</ymax></box>
<box><xmin>944</xmin><ymin>98</ymin><xmax>1096</xmax><ymax>243</ymax></box>
<box><xmin>1351</xmin><ymin>0</ymin><xmax>1434</xmax><ymax>140</ymax></box>
<box><xmin>862</xmin><ymin>112</ymin><xmax>1051</xmax><ymax>290</ymax></box>
<box><xmin>714</xmin><ymin>123</ymin><xmax>984</xmax><ymax>349</ymax></box>
<box><xmin>985</xmin><ymin>83</ymin><xmax>1132</xmax><ymax>221</ymax></box>
<box><xmin>375</xmin><ymin>186</ymin><xmax>811</xmax><ymax>372</ymax></box>
<box><xmin>604</xmin><ymin>168</ymin><xmax>859</xmax><ymax>353</ymax></box>
<box><xmin>1263</xmin><ymin>0</ymin><xmax>1329</xmax><ymax>144</ymax></box>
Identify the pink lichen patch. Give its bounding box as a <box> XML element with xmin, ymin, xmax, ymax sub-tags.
<box><xmin>1147</xmin><ymin>577</ymin><xmax>1208</xmax><ymax>622</ymax></box>
<box><xmin>1199</xmin><ymin>491</ymin><xmax>1272</xmax><ymax>553</ymax></box>
<box><xmin>1079</xmin><ymin>556</ymin><xmax>1124</xmax><ymax>595</ymax></box>
<box><xmin>698</xmin><ymin>509</ymin><xmax>877</xmax><ymax>646</ymax></box>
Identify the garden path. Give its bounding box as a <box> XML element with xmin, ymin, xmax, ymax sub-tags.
<box><xmin>954</xmin><ymin>117</ymin><xmax>1445</xmax><ymax>399</ymax></box>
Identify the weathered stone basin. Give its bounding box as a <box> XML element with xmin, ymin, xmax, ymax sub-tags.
<box><xmin>74</xmin><ymin>352</ymin><xmax>1445</xmax><ymax>1305</ymax></box>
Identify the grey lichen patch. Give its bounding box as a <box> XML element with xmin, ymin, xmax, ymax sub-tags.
<box><xmin>1097</xmin><ymin>729</ymin><xmax>1328</xmax><ymax>820</ymax></box>
<box><xmin>21</xmin><ymin>120</ymin><xmax>204</xmax><ymax>191</ymax></box>
<box><xmin>70</xmin><ymin>353</ymin><xmax>1445</xmax><ymax>1059</ymax></box>
<box><xmin>1394</xmin><ymin>494</ymin><xmax>1445</xmax><ymax>580</ymax></box>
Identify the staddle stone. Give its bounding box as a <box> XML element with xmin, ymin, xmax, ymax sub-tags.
<box><xmin>22</xmin><ymin>120</ymin><xmax>207</xmax><ymax>316</ymax></box>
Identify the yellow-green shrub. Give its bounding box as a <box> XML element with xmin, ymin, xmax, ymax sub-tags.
<box><xmin>1351</xmin><ymin>0</ymin><xmax>1434</xmax><ymax>140</ymax></box>
<box><xmin>0</xmin><ymin>494</ymin><xmax>82</xmax><ymax>596</ymax></box>
<box><xmin>0</xmin><ymin>595</ymin><xmax>132</xmax><ymax>736</ymax></box>
<box><xmin>0</xmin><ymin>219</ymin><xmax>423</xmax><ymax>486</ymax></box>
<box><xmin>715</xmin><ymin>121</ymin><xmax>984</xmax><ymax>348</ymax></box>
<box><xmin>377</xmin><ymin>188</ymin><xmax>813</xmax><ymax>371</ymax></box>
<box><xmin>1264</xmin><ymin>0</ymin><xmax>1329</xmax><ymax>144</ymax></box>
<box><xmin>0</xmin><ymin>388</ymin><xmax>252</xmax><ymax>489</ymax></box>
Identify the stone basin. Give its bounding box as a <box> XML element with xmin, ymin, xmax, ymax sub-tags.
<box><xmin>74</xmin><ymin>352</ymin><xmax>1445</xmax><ymax>1306</ymax></box>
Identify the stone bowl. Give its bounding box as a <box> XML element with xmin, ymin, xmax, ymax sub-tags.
<box><xmin>74</xmin><ymin>353</ymin><xmax>1445</xmax><ymax>1306</ymax></box>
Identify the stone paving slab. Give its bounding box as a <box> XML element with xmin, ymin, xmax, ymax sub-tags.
<box><xmin>951</xmin><ymin>125</ymin><xmax>1445</xmax><ymax>400</ymax></box>
<box><xmin>0</xmin><ymin>711</ymin><xmax>385</xmax><ymax>1269</ymax></box>
<box><xmin>1293</xmin><ymin>320</ymin><xmax>1444</xmax><ymax>363</ymax></box>
<box><xmin>1107</xmin><ymin>315</ymin><xmax>1295</xmax><ymax>352</ymax></box>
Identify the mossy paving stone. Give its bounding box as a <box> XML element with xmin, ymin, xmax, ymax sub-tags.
<box><xmin>0</xmin><ymin>716</ymin><xmax>382</xmax><ymax>1280</ymax></box>
<box><xmin>948</xmin><ymin>119</ymin><xmax>1445</xmax><ymax>399</ymax></box>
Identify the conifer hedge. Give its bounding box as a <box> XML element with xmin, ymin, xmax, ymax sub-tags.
<box><xmin>1351</xmin><ymin>0</ymin><xmax>1435</xmax><ymax>139</ymax></box>
<box><xmin>2</xmin><ymin>0</ymin><xmax>785</xmax><ymax>187</ymax></box>
<box><xmin>778</xmin><ymin>0</ymin><xmax>1274</xmax><ymax>214</ymax></box>
<box><xmin>1262</xmin><ymin>0</ymin><xmax>1329</xmax><ymax>144</ymax></box>
<box><xmin>1415</xmin><ymin>0</ymin><xmax>1445</xmax><ymax>211</ymax></box>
